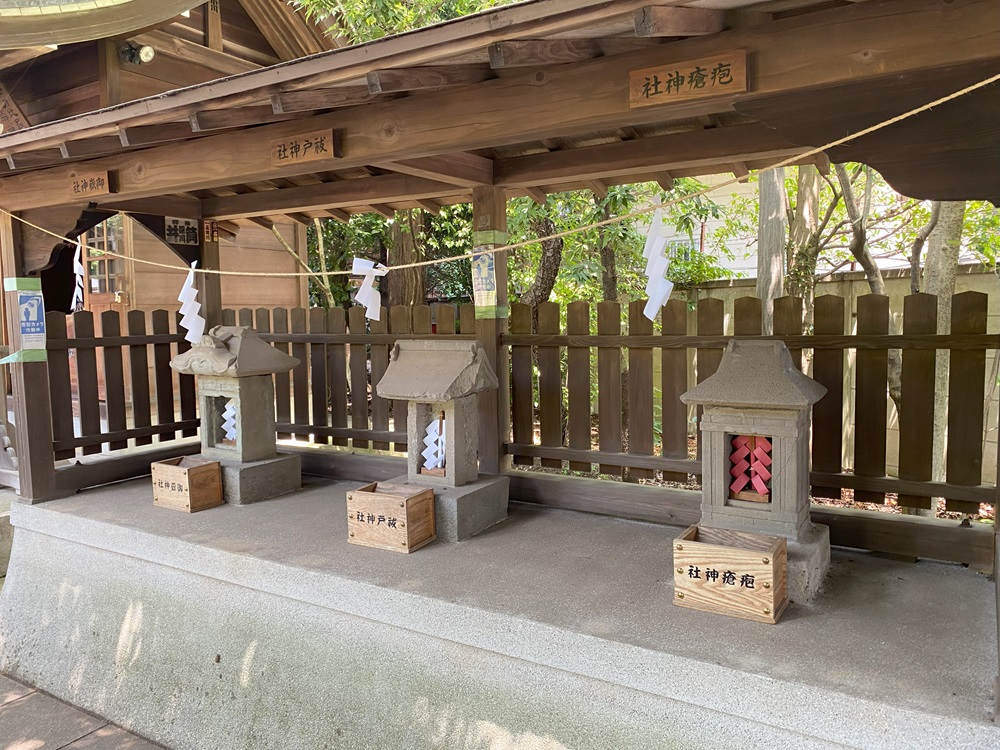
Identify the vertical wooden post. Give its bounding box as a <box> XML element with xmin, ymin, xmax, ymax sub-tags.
<box><xmin>0</xmin><ymin>212</ymin><xmax>56</xmax><ymax>501</ymax></box>
<box><xmin>205</xmin><ymin>0</ymin><xmax>224</xmax><ymax>51</ymax></box>
<box><xmin>472</xmin><ymin>186</ymin><xmax>507</xmax><ymax>476</ymax></box>
<box><xmin>198</xmin><ymin>220</ymin><xmax>222</xmax><ymax>328</ymax></box>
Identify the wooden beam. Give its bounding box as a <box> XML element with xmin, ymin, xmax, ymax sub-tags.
<box><xmin>730</xmin><ymin>161</ymin><xmax>750</xmax><ymax>179</ymax></box>
<box><xmin>190</xmin><ymin>106</ymin><xmax>311</xmax><ymax>132</ymax></box>
<box><xmin>58</xmin><ymin>136</ymin><xmax>126</xmax><ymax>160</ymax></box>
<box><xmin>96</xmin><ymin>194</ymin><xmax>202</xmax><ymax>218</ymax></box>
<box><xmin>366</xmin><ymin>66</ymin><xmax>493</xmax><ymax>94</ymax></box>
<box><xmin>524</xmin><ymin>186</ymin><xmax>547</xmax><ymax>205</ymax></box>
<box><xmin>0</xmin><ymin>46</ymin><xmax>57</xmax><ymax>70</ymax></box>
<box><xmin>584</xmin><ymin>179</ymin><xmax>608</xmax><ymax>199</ymax></box>
<box><xmin>133</xmin><ymin>31</ymin><xmax>261</xmax><ymax>77</ymax></box>
<box><xmin>2</xmin><ymin>0</ymin><xmax>995</xmax><ymax>210</ymax></box>
<box><xmin>202</xmin><ymin>173</ymin><xmax>460</xmax><ymax>219</ymax></box>
<box><xmin>324</xmin><ymin>208</ymin><xmax>351</xmax><ymax>222</ymax></box>
<box><xmin>0</xmin><ymin>82</ymin><xmax>31</xmax><ymax>133</ymax></box>
<box><xmin>488</xmin><ymin>39</ymin><xmax>601</xmax><ymax>69</ymax></box>
<box><xmin>494</xmin><ymin>123</ymin><xmax>803</xmax><ymax>187</ymax></box>
<box><xmin>368</xmin><ymin>204</ymin><xmax>396</xmax><ymax>219</ymax></box>
<box><xmin>634</xmin><ymin>6</ymin><xmax>725</xmax><ymax>37</ymax></box>
<box><xmin>236</xmin><ymin>0</ymin><xmax>332</xmax><ymax>60</ymax></box>
<box><xmin>204</xmin><ymin>0</ymin><xmax>223</xmax><ymax>52</ymax></box>
<box><xmin>271</xmin><ymin>86</ymin><xmax>377</xmax><ymax>114</ymax></box>
<box><xmin>119</xmin><ymin>121</ymin><xmax>200</xmax><ymax>147</ymax></box>
<box><xmin>415</xmin><ymin>199</ymin><xmax>442</xmax><ymax>214</ymax></box>
<box><xmin>655</xmin><ymin>170</ymin><xmax>674</xmax><ymax>190</ymax></box>
<box><xmin>372</xmin><ymin>152</ymin><xmax>494</xmax><ymax>187</ymax></box>
<box><xmin>247</xmin><ymin>216</ymin><xmax>275</xmax><ymax>230</ymax></box>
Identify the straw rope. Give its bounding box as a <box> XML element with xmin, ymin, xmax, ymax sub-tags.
<box><xmin>2</xmin><ymin>71</ymin><xmax>998</xmax><ymax>279</ymax></box>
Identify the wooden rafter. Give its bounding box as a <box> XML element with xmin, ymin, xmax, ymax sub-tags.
<box><xmin>366</xmin><ymin>66</ymin><xmax>494</xmax><ymax>94</ymax></box>
<box><xmin>633</xmin><ymin>7</ymin><xmax>725</xmax><ymax>37</ymax></box>
<box><xmin>132</xmin><ymin>31</ymin><xmax>261</xmax><ymax>77</ymax></box>
<box><xmin>271</xmin><ymin>87</ymin><xmax>378</xmax><ymax>114</ymax></box>
<box><xmin>488</xmin><ymin>40</ymin><xmax>601</xmax><ymax>69</ymax></box>
<box><xmin>236</xmin><ymin>0</ymin><xmax>334</xmax><ymax>61</ymax></box>
<box><xmin>371</xmin><ymin>153</ymin><xmax>494</xmax><ymax>188</ymax></box>
<box><xmin>189</xmin><ymin>107</ymin><xmax>314</xmax><ymax>132</ymax></box>
<box><xmin>524</xmin><ymin>186</ymin><xmax>547</xmax><ymax>205</ymax></box>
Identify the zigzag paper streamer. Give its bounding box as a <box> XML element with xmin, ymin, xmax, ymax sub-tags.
<box><xmin>351</xmin><ymin>257</ymin><xmax>388</xmax><ymax>321</ymax></box>
<box><xmin>421</xmin><ymin>417</ymin><xmax>446</xmax><ymax>470</ymax></box>
<box><xmin>641</xmin><ymin>209</ymin><xmax>674</xmax><ymax>321</ymax></box>
<box><xmin>71</xmin><ymin>242</ymin><xmax>85</xmax><ymax>311</ymax></box>
<box><xmin>221</xmin><ymin>399</ymin><xmax>237</xmax><ymax>442</ymax></box>
<box><xmin>177</xmin><ymin>261</ymin><xmax>206</xmax><ymax>345</ymax></box>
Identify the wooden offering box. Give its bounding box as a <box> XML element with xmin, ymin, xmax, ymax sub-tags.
<box><xmin>673</xmin><ymin>525</ymin><xmax>787</xmax><ymax>624</ymax></box>
<box><xmin>347</xmin><ymin>482</ymin><xmax>436</xmax><ymax>553</ymax></box>
<box><xmin>151</xmin><ymin>456</ymin><xmax>224</xmax><ymax>513</ymax></box>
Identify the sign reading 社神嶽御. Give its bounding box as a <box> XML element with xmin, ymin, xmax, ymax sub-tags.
<box><xmin>629</xmin><ymin>50</ymin><xmax>747</xmax><ymax>109</ymax></box>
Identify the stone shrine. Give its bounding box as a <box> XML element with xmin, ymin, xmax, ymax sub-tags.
<box><xmin>170</xmin><ymin>325</ymin><xmax>301</xmax><ymax>504</ymax></box>
<box><xmin>681</xmin><ymin>339</ymin><xmax>830</xmax><ymax>601</ymax></box>
<box><xmin>376</xmin><ymin>339</ymin><xmax>509</xmax><ymax>541</ymax></box>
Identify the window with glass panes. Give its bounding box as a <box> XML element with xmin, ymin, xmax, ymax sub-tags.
<box><xmin>83</xmin><ymin>216</ymin><xmax>125</xmax><ymax>296</ymax></box>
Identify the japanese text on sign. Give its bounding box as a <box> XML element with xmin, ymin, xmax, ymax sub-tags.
<box><xmin>687</xmin><ymin>566</ymin><xmax>756</xmax><ymax>589</ymax></box>
<box><xmin>351</xmin><ymin>510</ymin><xmax>400</xmax><ymax>529</ymax></box>
<box><xmin>155</xmin><ymin>478</ymin><xmax>188</xmax><ymax>494</ymax></box>
<box><xmin>270</xmin><ymin>129</ymin><xmax>339</xmax><ymax>166</ymax></box>
<box><xmin>17</xmin><ymin>290</ymin><xmax>45</xmax><ymax>350</ymax></box>
<box><xmin>0</xmin><ymin>83</ymin><xmax>29</xmax><ymax>133</ymax></box>
<box><xmin>165</xmin><ymin>217</ymin><xmax>199</xmax><ymax>246</ymax></box>
<box><xmin>629</xmin><ymin>50</ymin><xmax>747</xmax><ymax>109</ymax></box>
<box><xmin>69</xmin><ymin>171</ymin><xmax>113</xmax><ymax>197</ymax></box>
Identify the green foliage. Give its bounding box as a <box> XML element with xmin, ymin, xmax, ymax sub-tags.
<box><xmin>306</xmin><ymin>213</ymin><xmax>388</xmax><ymax>307</ymax></box>
<box><xmin>424</xmin><ymin>203</ymin><xmax>474</xmax><ymax>302</ymax></box>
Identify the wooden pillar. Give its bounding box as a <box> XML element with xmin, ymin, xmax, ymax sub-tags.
<box><xmin>472</xmin><ymin>186</ymin><xmax>508</xmax><ymax>476</ymax></box>
<box><xmin>198</xmin><ymin>220</ymin><xmax>223</xmax><ymax>328</ymax></box>
<box><xmin>1</xmin><ymin>212</ymin><xmax>56</xmax><ymax>501</ymax></box>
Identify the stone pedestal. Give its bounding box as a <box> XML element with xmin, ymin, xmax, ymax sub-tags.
<box><xmin>387</xmin><ymin>473</ymin><xmax>508</xmax><ymax>542</ymax></box>
<box><xmin>219</xmin><ymin>454</ymin><xmax>301</xmax><ymax>506</ymax></box>
<box><xmin>787</xmin><ymin>523</ymin><xmax>830</xmax><ymax>603</ymax></box>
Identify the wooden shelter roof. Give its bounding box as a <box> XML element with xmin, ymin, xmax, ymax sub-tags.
<box><xmin>0</xmin><ymin>0</ymin><xmax>996</xmax><ymax>246</ymax></box>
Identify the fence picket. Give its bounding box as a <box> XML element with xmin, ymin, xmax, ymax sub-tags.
<box><xmin>897</xmin><ymin>293</ymin><xmax>937</xmax><ymax>509</ymax></box>
<box><xmin>150</xmin><ymin>310</ymin><xmax>176</xmax><ymax>443</ymax></box>
<box><xmin>946</xmin><ymin>291</ymin><xmax>988</xmax><ymax>514</ymax></box>
<box><xmin>733</xmin><ymin>296</ymin><xmax>762</xmax><ymax>335</ymax></box>
<box><xmin>696</xmin><ymin>297</ymin><xmax>724</xmax><ymax>460</ymax></box>
<box><xmin>412</xmin><ymin>305</ymin><xmax>432</xmax><ymax>335</ymax></box>
<box><xmin>291</xmin><ymin>308</ymin><xmax>310</xmax><ymax>440</ymax></box>
<box><xmin>348</xmin><ymin>306</ymin><xmax>370</xmax><ymax>449</ymax></box>
<box><xmin>854</xmin><ymin>294</ymin><xmax>889</xmax><ymax>504</ymax></box>
<box><xmin>773</xmin><ymin>296</ymin><xmax>803</xmax><ymax>370</ymax></box>
<box><xmin>272</xmin><ymin>308</ymin><xmax>292</xmax><ymax>440</ymax></box>
<box><xmin>509</xmin><ymin>303</ymin><xmax>533</xmax><ymax>467</ymax></box>
<box><xmin>811</xmin><ymin>295</ymin><xmax>845</xmax><ymax>498</ymax></box>
<box><xmin>127</xmin><ymin>311</ymin><xmax>153</xmax><ymax>447</ymax></box>
<box><xmin>597</xmin><ymin>301</ymin><xmax>623</xmax><ymax>476</ymax></box>
<box><xmin>567</xmin><ymin>301</ymin><xmax>591</xmax><ymax>472</ymax></box>
<box><xmin>370</xmin><ymin>308</ymin><xmax>390</xmax><ymax>451</ymax></box>
<box><xmin>661</xmin><ymin>299</ymin><xmax>688</xmax><ymax>482</ymax></box>
<box><xmin>238</xmin><ymin>308</ymin><xmax>254</xmax><ymax>327</ymax></box>
<box><xmin>434</xmin><ymin>303</ymin><xmax>456</xmax><ymax>334</ymax></box>
<box><xmin>389</xmin><ymin>305</ymin><xmax>411</xmax><ymax>453</ymax></box>
<box><xmin>537</xmin><ymin>301</ymin><xmax>562</xmax><ymax>469</ymax></box>
<box><xmin>309</xmin><ymin>307</ymin><xmax>329</xmax><ymax>446</ymax></box>
<box><xmin>100</xmin><ymin>311</ymin><xmax>128</xmax><ymax>450</ymax></box>
<box><xmin>46</xmin><ymin>313</ymin><xmax>76</xmax><ymax>460</ymax></box>
<box><xmin>221</xmin><ymin>309</ymin><xmax>236</xmax><ymax>326</ymax></box>
<box><xmin>459</xmin><ymin>304</ymin><xmax>476</xmax><ymax>337</ymax></box>
<box><xmin>628</xmin><ymin>300</ymin><xmax>654</xmax><ymax>480</ymax></box>
<box><xmin>327</xmin><ymin>307</ymin><xmax>349</xmax><ymax>447</ymax></box>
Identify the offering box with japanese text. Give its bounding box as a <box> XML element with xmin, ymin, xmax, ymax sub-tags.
<box><xmin>673</xmin><ymin>525</ymin><xmax>787</xmax><ymax>624</ymax></box>
<box><xmin>151</xmin><ymin>456</ymin><xmax>224</xmax><ymax>513</ymax></box>
<box><xmin>347</xmin><ymin>482</ymin><xmax>436</xmax><ymax>553</ymax></box>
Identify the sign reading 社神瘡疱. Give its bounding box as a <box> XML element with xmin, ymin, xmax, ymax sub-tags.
<box><xmin>270</xmin><ymin>129</ymin><xmax>341</xmax><ymax>167</ymax></box>
<box><xmin>629</xmin><ymin>50</ymin><xmax>747</xmax><ymax>109</ymax></box>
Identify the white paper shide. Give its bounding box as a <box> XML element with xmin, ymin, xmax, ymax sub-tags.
<box><xmin>642</xmin><ymin>208</ymin><xmax>674</xmax><ymax>321</ymax></box>
<box><xmin>177</xmin><ymin>261</ymin><xmax>206</xmax><ymax>345</ymax></box>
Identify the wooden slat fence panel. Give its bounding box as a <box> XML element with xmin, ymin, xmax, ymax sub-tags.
<box><xmin>566</xmin><ymin>301</ymin><xmax>591</xmax><ymax>473</ymax></box>
<box><xmin>854</xmin><ymin>294</ymin><xmax>890</xmax><ymax>504</ymax></box>
<box><xmin>327</xmin><ymin>307</ymin><xmax>349</xmax><ymax>447</ymax></box>
<box><xmin>389</xmin><ymin>305</ymin><xmax>411</xmax><ymax>453</ymax></box>
<box><xmin>435</xmin><ymin>303</ymin><xmax>456</xmax><ymax>334</ymax></box>
<box><xmin>221</xmin><ymin>309</ymin><xmax>236</xmax><ymax>325</ymax></box>
<box><xmin>369</xmin><ymin>308</ymin><xmax>390</xmax><ymax>451</ymax></box>
<box><xmin>627</xmin><ymin>300</ymin><xmax>654</xmax><ymax>480</ymax></box>
<box><xmin>272</xmin><ymin>308</ymin><xmax>292</xmax><ymax>440</ymax></box>
<box><xmin>537</xmin><ymin>301</ymin><xmax>562</xmax><ymax>469</ymax></box>
<box><xmin>459</xmin><ymin>304</ymin><xmax>476</xmax><ymax>337</ymax></box>
<box><xmin>509</xmin><ymin>303</ymin><xmax>533</xmax><ymax>467</ymax></box>
<box><xmin>733</xmin><ymin>296</ymin><xmax>762</xmax><ymax>336</ymax></box>
<box><xmin>290</xmin><ymin>307</ymin><xmax>310</xmax><ymax>441</ymax></box>
<box><xmin>150</xmin><ymin>309</ymin><xmax>176</xmax><ymax>443</ymax></box>
<box><xmin>661</xmin><ymin>299</ymin><xmax>688</xmax><ymax>482</ymax></box>
<box><xmin>46</xmin><ymin>313</ymin><xmax>75</xmax><ymax>460</ymax></box>
<box><xmin>100</xmin><ymin>312</ymin><xmax>128</xmax><ymax>450</ymax></box>
<box><xmin>597</xmin><ymin>301</ymin><xmax>623</xmax><ymax>477</ymax></box>
<box><xmin>348</xmin><ymin>306</ymin><xmax>370</xmax><ymax>449</ymax></box>
<box><xmin>695</xmin><ymin>297</ymin><xmax>723</xmax><ymax>461</ymax></box>
<box><xmin>72</xmin><ymin>311</ymin><xmax>102</xmax><ymax>455</ymax></box>
<box><xmin>174</xmin><ymin>311</ymin><xmax>197</xmax><ymax>438</ymax></box>
<box><xmin>897</xmin><ymin>293</ymin><xmax>937</xmax><ymax>509</ymax></box>
<box><xmin>946</xmin><ymin>291</ymin><xmax>988</xmax><ymax>514</ymax></box>
<box><xmin>237</xmin><ymin>308</ymin><xmax>254</xmax><ymax>327</ymax></box>
<box><xmin>811</xmin><ymin>295</ymin><xmax>845</xmax><ymax>498</ymax></box>
<box><xmin>773</xmin><ymin>296</ymin><xmax>803</xmax><ymax>370</ymax></box>
<box><xmin>309</xmin><ymin>307</ymin><xmax>329</xmax><ymax>446</ymax></box>
<box><xmin>127</xmin><ymin>310</ymin><xmax>153</xmax><ymax>447</ymax></box>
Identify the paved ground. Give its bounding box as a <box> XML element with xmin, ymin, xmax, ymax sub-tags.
<box><xmin>0</xmin><ymin>674</ymin><xmax>164</xmax><ymax>749</ymax></box>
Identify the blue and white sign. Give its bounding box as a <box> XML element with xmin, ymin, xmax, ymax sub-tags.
<box><xmin>17</xmin><ymin>290</ymin><xmax>45</xmax><ymax>349</ymax></box>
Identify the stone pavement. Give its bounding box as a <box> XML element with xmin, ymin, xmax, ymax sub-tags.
<box><xmin>0</xmin><ymin>674</ymin><xmax>164</xmax><ymax>749</ymax></box>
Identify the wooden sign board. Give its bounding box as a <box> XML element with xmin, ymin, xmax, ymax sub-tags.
<box><xmin>346</xmin><ymin>481</ymin><xmax>436</xmax><ymax>553</ymax></box>
<box><xmin>270</xmin><ymin>128</ymin><xmax>341</xmax><ymax>167</ymax></box>
<box><xmin>629</xmin><ymin>50</ymin><xmax>747</xmax><ymax>109</ymax></box>
<box><xmin>673</xmin><ymin>525</ymin><xmax>787</xmax><ymax>624</ymax></box>
<box><xmin>0</xmin><ymin>82</ymin><xmax>30</xmax><ymax>133</ymax></box>
<box><xmin>69</xmin><ymin>170</ymin><xmax>115</xmax><ymax>199</ymax></box>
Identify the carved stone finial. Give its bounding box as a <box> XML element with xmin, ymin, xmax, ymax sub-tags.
<box><xmin>170</xmin><ymin>325</ymin><xmax>299</xmax><ymax>377</ymax></box>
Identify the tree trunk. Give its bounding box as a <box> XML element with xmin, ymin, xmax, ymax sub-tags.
<box><xmin>924</xmin><ymin>201</ymin><xmax>966</xmax><ymax>492</ymax></box>
<box><xmin>597</xmin><ymin>199</ymin><xmax>618</xmax><ymax>302</ymax></box>
<box><xmin>786</xmin><ymin>165</ymin><xmax>821</xmax><ymax>331</ymax></box>
<box><xmin>909</xmin><ymin>201</ymin><xmax>941</xmax><ymax>294</ymax></box>
<box><xmin>388</xmin><ymin>209</ymin><xmax>426</xmax><ymax>307</ymax></box>
<box><xmin>519</xmin><ymin>214</ymin><xmax>563</xmax><ymax>307</ymax></box>
<box><xmin>756</xmin><ymin>167</ymin><xmax>785</xmax><ymax>335</ymax></box>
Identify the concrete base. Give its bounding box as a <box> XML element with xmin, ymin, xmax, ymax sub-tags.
<box><xmin>788</xmin><ymin>522</ymin><xmax>831</xmax><ymax>603</ymax></box>
<box><xmin>387</xmin><ymin>473</ymin><xmax>508</xmax><ymax>541</ymax></box>
<box><xmin>0</xmin><ymin>480</ymin><xmax>997</xmax><ymax>750</ymax></box>
<box><xmin>219</xmin><ymin>454</ymin><xmax>301</xmax><ymax>505</ymax></box>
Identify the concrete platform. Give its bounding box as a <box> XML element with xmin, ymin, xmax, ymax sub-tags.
<box><xmin>0</xmin><ymin>477</ymin><xmax>997</xmax><ymax>750</ymax></box>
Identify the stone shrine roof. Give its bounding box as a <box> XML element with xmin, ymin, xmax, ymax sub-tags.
<box><xmin>376</xmin><ymin>340</ymin><xmax>498</xmax><ymax>402</ymax></box>
<box><xmin>680</xmin><ymin>340</ymin><xmax>827</xmax><ymax>410</ymax></box>
<box><xmin>170</xmin><ymin>325</ymin><xmax>298</xmax><ymax>377</ymax></box>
